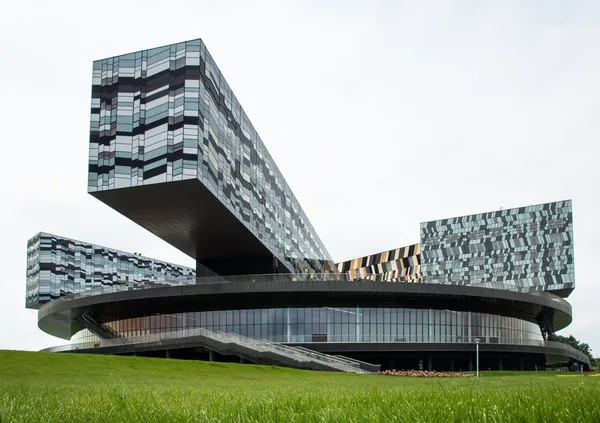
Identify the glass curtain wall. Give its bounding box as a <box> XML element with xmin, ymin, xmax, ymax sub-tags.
<box><xmin>72</xmin><ymin>307</ymin><xmax>543</xmax><ymax>345</ymax></box>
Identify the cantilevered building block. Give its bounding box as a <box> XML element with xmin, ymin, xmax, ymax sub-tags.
<box><xmin>88</xmin><ymin>39</ymin><xmax>333</xmax><ymax>276</ymax></box>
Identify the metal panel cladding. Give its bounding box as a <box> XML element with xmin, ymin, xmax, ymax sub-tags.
<box><xmin>420</xmin><ymin>200</ymin><xmax>574</xmax><ymax>296</ymax></box>
<box><xmin>25</xmin><ymin>232</ymin><xmax>195</xmax><ymax>309</ymax></box>
<box><xmin>88</xmin><ymin>39</ymin><xmax>331</xmax><ymax>272</ymax></box>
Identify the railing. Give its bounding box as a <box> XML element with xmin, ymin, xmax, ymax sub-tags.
<box><xmin>284</xmin><ymin>335</ymin><xmax>547</xmax><ymax>346</ymax></box>
<box><xmin>544</xmin><ymin>341</ymin><xmax>592</xmax><ymax>366</ymax></box>
<box><xmin>43</xmin><ymin>327</ymin><xmax>366</xmax><ymax>373</ymax></box>
<box><xmin>42</xmin><ymin>273</ymin><xmax>569</xmax><ymax>308</ymax></box>
<box><xmin>291</xmin><ymin>346</ymin><xmax>380</xmax><ymax>372</ymax></box>
<box><xmin>44</xmin><ymin>328</ymin><xmax>590</xmax><ymax>367</ymax></box>
<box><xmin>212</xmin><ymin>331</ymin><xmax>363</xmax><ymax>372</ymax></box>
<box><xmin>77</xmin><ymin>314</ymin><xmax>121</xmax><ymax>339</ymax></box>
<box><xmin>54</xmin><ymin>333</ymin><xmax>549</xmax><ymax>350</ymax></box>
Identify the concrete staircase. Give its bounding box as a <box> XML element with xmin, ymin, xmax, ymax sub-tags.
<box><xmin>44</xmin><ymin>327</ymin><xmax>375</xmax><ymax>373</ymax></box>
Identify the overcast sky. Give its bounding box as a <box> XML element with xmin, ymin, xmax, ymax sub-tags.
<box><xmin>1</xmin><ymin>0</ymin><xmax>598</xmax><ymax>354</ymax></box>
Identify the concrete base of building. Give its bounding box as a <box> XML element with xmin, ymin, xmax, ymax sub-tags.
<box><xmin>323</xmin><ymin>351</ymin><xmax>543</xmax><ymax>371</ymax></box>
<box><xmin>95</xmin><ymin>346</ymin><xmax>583</xmax><ymax>372</ymax></box>
<box><xmin>42</xmin><ymin>337</ymin><xmax>590</xmax><ymax>371</ymax></box>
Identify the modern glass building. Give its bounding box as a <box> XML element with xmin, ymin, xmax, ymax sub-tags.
<box><xmin>88</xmin><ymin>38</ymin><xmax>333</xmax><ymax>276</ymax></box>
<box><xmin>420</xmin><ymin>200</ymin><xmax>574</xmax><ymax>296</ymax></box>
<box><xmin>26</xmin><ymin>39</ymin><xmax>589</xmax><ymax>372</ymax></box>
<box><xmin>70</xmin><ymin>307</ymin><xmax>544</xmax><ymax>347</ymax></box>
<box><xmin>26</xmin><ymin>232</ymin><xmax>196</xmax><ymax>309</ymax></box>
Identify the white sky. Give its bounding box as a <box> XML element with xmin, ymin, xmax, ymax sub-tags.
<box><xmin>1</xmin><ymin>0</ymin><xmax>598</xmax><ymax>354</ymax></box>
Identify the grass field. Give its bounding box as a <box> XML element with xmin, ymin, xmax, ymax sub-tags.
<box><xmin>1</xmin><ymin>350</ymin><xmax>599</xmax><ymax>422</ymax></box>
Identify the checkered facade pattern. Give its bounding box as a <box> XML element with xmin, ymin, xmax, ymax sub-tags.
<box><xmin>420</xmin><ymin>200</ymin><xmax>574</xmax><ymax>296</ymax></box>
<box><xmin>26</xmin><ymin>233</ymin><xmax>195</xmax><ymax>308</ymax></box>
<box><xmin>88</xmin><ymin>39</ymin><xmax>331</xmax><ymax>274</ymax></box>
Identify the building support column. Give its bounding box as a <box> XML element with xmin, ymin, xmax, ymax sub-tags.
<box><xmin>498</xmin><ymin>355</ymin><xmax>503</xmax><ymax>371</ymax></box>
<box><xmin>468</xmin><ymin>355</ymin><xmax>473</xmax><ymax>371</ymax></box>
<box><xmin>450</xmin><ymin>355</ymin><xmax>455</xmax><ymax>371</ymax></box>
<box><xmin>240</xmin><ymin>357</ymin><xmax>247</xmax><ymax>364</ymax></box>
<box><xmin>427</xmin><ymin>355</ymin><xmax>432</xmax><ymax>371</ymax></box>
<box><xmin>286</xmin><ymin>307</ymin><xmax>291</xmax><ymax>343</ymax></box>
<box><xmin>166</xmin><ymin>350</ymin><xmax>170</xmax><ymax>359</ymax></box>
<box><xmin>540</xmin><ymin>354</ymin><xmax>545</xmax><ymax>371</ymax></box>
<box><xmin>356</xmin><ymin>307</ymin><xmax>361</xmax><ymax>342</ymax></box>
<box><xmin>209</xmin><ymin>350</ymin><xmax>215</xmax><ymax>362</ymax></box>
<box><xmin>520</xmin><ymin>356</ymin><xmax>524</xmax><ymax>371</ymax></box>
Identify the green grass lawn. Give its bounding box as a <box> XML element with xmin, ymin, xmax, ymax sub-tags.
<box><xmin>1</xmin><ymin>350</ymin><xmax>599</xmax><ymax>422</ymax></box>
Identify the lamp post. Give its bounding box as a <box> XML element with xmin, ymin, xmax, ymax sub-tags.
<box><xmin>475</xmin><ymin>338</ymin><xmax>480</xmax><ymax>378</ymax></box>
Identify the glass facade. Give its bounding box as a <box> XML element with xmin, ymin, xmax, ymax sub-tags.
<box><xmin>88</xmin><ymin>39</ymin><xmax>332</xmax><ymax>274</ymax></box>
<box><xmin>420</xmin><ymin>200</ymin><xmax>574</xmax><ymax>296</ymax></box>
<box><xmin>71</xmin><ymin>306</ymin><xmax>543</xmax><ymax>346</ymax></box>
<box><xmin>336</xmin><ymin>244</ymin><xmax>421</xmax><ymax>282</ymax></box>
<box><xmin>26</xmin><ymin>232</ymin><xmax>195</xmax><ymax>309</ymax></box>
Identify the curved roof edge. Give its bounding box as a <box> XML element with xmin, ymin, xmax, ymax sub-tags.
<box><xmin>38</xmin><ymin>279</ymin><xmax>573</xmax><ymax>340</ymax></box>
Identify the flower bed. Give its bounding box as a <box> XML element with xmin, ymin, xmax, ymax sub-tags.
<box><xmin>377</xmin><ymin>370</ymin><xmax>475</xmax><ymax>377</ymax></box>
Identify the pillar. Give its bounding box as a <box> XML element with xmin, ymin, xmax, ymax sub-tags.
<box><xmin>498</xmin><ymin>355</ymin><xmax>503</xmax><ymax>371</ymax></box>
<box><xmin>240</xmin><ymin>357</ymin><xmax>247</xmax><ymax>364</ymax></box>
<box><xmin>540</xmin><ymin>354</ymin><xmax>545</xmax><ymax>371</ymax></box>
<box><xmin>209</xmin><ymin>350</ymin><xmax>215</xmax><ymax>362</ymax></box>
<box><xmin>468</xmin><ymin>355</ymin><xmax>473</xmax><ymax>371</ymax></box>
<box><xmin>286</xmin><ymin>307</ymin><xmax>291</xmax><ymax>343</ymax></box>
<box><xmin>450</xmin><ymin>355</ymin><xmax>455</xmax><ymax>371</ymax></box>
<box><xmin>520</xmin><ymin>356</ymin><xmax>524</xmax><ymax>371</ymax></box>
<box><xmin>356</xmin><ymin>306</ymin><xmax>361</xmax><ymax>342</ymax></box>
<box><xmin>166</xmin><ymin>350</ymin><xmax>171</xmax><ymax>359</ymax></box>
<box><xmin>427</xmin><ymin>355</ymin><xmax>432</xmax><ymax>371</ymax></box>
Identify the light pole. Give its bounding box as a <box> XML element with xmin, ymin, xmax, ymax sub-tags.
<box><xmin>475</xmin><ymin>338</ymin><xmax>480</xmax><ymax>378</ymax></box>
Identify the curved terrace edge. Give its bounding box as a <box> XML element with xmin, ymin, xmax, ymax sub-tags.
<box><xmin>38</xmin><ymin>278</ymin><xmax>573</xmax><ymax>340</ymax></box>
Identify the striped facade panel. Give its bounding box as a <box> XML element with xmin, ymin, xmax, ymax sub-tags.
<box><xmin>336</xmin><ymin>244</ymin><xmax>422</xmax><ymax>282</ymax></box>
<box><xmin>420</xmin><ymin>200</ymin><xmax>574</xmax><ymax>296</ymax></box>
<box><xmin>88</xmin><ymin>39</ymin><xmax>331</xmax><ymax>274</ymax></box>
<box><xmin>26</xmin><ymin>233</ymin><xmax>196</xmax><ymax>309</ymax></box>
